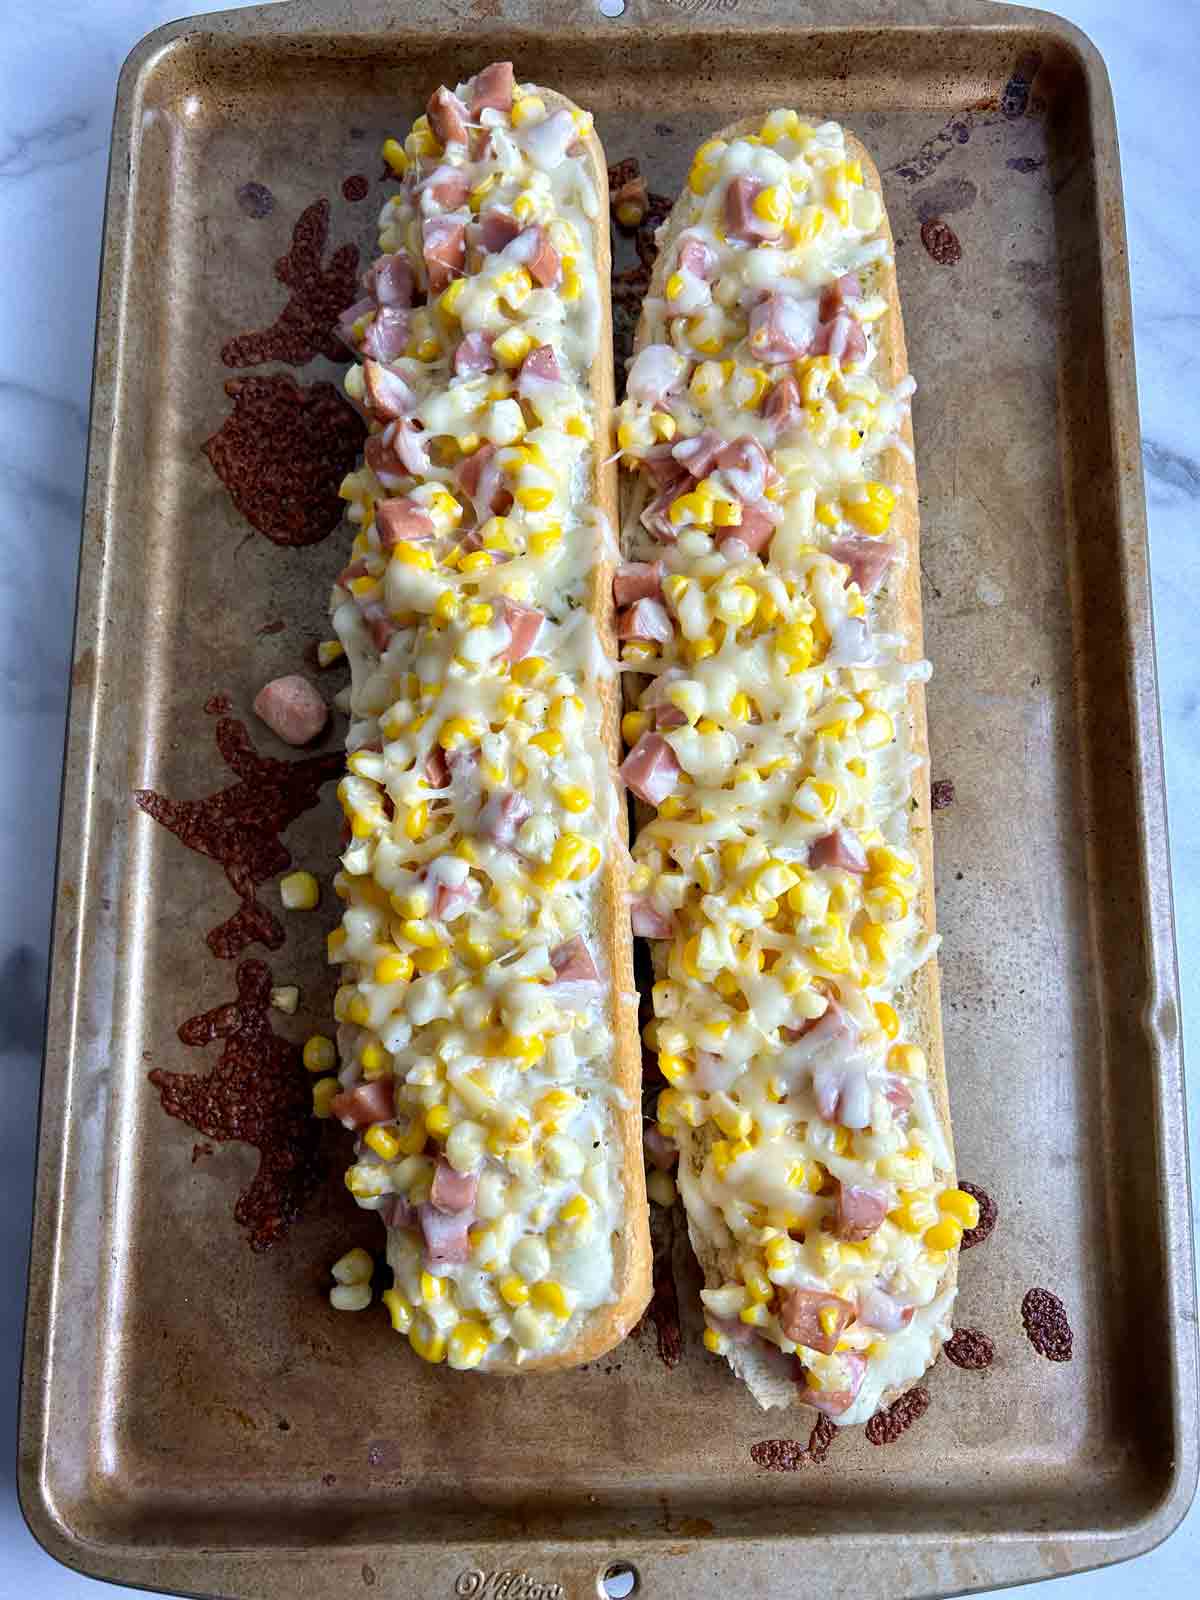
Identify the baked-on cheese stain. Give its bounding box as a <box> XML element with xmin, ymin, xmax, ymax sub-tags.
<box><xmin>614</xmin><ymin>111</ymin><xmax>973</xmax><ymax>1424</ymax></box>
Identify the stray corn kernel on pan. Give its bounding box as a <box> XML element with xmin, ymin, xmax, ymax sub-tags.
<box><xmin>21</xmin><ymin>6</ymin><xmax>1193</xmax><ymax>1597</ymax></box>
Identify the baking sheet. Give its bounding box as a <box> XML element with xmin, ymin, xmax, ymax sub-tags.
<box><xmin>18</xmin><ymin>1</ymin><xmax>1197</xmax><ymax>1596</ymax></box>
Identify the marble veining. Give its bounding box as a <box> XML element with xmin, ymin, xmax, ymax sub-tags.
<box><xmin>0</xmin><ymin>2</ymin><xmax>1197</xmax><ymax>1596</ymax></box>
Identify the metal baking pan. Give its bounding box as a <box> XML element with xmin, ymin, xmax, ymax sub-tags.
<box><xmin>19</xmin><ymin>1</ymin><xmax>1198</xmax><ymax>1596</ymax></box>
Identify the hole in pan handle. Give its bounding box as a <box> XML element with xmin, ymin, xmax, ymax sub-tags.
<box><xmin>599</xmin><ymin>1561</ymin><xmax>639</xmax><ymax>1599</ymax></box>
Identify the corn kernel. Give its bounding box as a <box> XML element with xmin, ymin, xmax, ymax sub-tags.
<box><xmin>874</xmin><ymin>1001</ymin><xmax>900</xmax><ymax>1039</ymax></box>
<box><xmin>303</xmin><ymin>1034</ymin><xmax>336</xmax><ymax>1073</ymax></box>
<box><xmin>448</xmin><ymin>1320</ymin><xmax>492</xmax><ymax>1370</ymax></box>
<box><xmin>530</xmin><ymin>1280</ymin><xmax>572</xmax><ymax>1320</ymax></box>
<box><xmin>409</xmin><ymin>1320</ymin><xmax>447</xmax><ymax>1364</ymax></box>
<box><xmin>313</xmin><ymin>1076</ymin><xmax>339</xmax><ymax>1118</ymax></box>
<box><xmin>280</xmin><ymin>871</ymin><xmax>319</xmax><ymax>910</ymax></box>
<box><xmin>888</xmin><ymin>1042</ymin><xmax>927</xmax><ymax>1079</ymax></box>
<box><xmin>530</xmin><ymin>729</ymin><xmax>564</xmax><ymax>757</ymax></box>
<box><xmin>364</xmin><ymin>1124</ymin><xmax>401</xmax><ymax>1161</ymax></box>
<box><xmin>938</xmin><ymin>1189</ymin><xmax>981</xmax><ymax>1229</ymax></box>
<box><xmin>381</xmin><ymin>137</ymin><xmax>408</xmax><ymax>176</ymax></box>
<box><xmin>925</xmin><ymin>1217</ymin><xmax>964</xmax><ymax>1252</ymax></box>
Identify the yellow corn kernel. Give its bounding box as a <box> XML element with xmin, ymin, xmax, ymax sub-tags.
<box><xmin>280</xmin><ymin>871</ymin><xmax>319</xmax><ymax>910</ymax></box>
<box><xmin>395</xmin><ymin>1112</ymin><xmax>427</xmax><ymax>1156</ymax></box>
<box><xmin>657</xmin><ymin>1052</ymin><xmax>689</xmax><ymax>1086</ymax></box>
<box><xmin>381</xmin><ymin>1287</ymin><xmax>413</xmax><ymax>1333</ymax></box>
<box><xmin>744</xmin><ymin>1270</ymin><xmax>773</xmax><ymax>1305</ymax></box>
<box><xmin>415</xmin><ymin>945</ymin><xmax>451</xmax><ymax>975</ymax></box>
<box><xmin>346</xmin><ymin>994</ymin><xmax>371</xmax><ymax>1027</ymax></box>
<box><xmin>438</xmin><ymin>278</ymin><xmax>466</xmax><ymax>319</ymax></box>
<box><xmin>364</xmin><ymin>1124</ymin><xmax>401</xmax><ymax>1161</ymax></box>
<box><xmin>512</xmin><ymin>655</ymin><xmax>548</xmax><ymax>686</ymax></box>
<box><xmin>409</xmin><ymin>1321</ymin><xmax>447</xmax><ymax>1364</ymax></box>
<box><xmin>515</xmin><ymin>484</ymin><xmax>554</xmax><ymax>513</ymax></box>
<box><xmin>530</xmin><ymin>1280</ymin><xmax>572</xmax><ymax>1320</ymax></box>
<box><xmin>425</xmin><ymin>1103</ymin><xmax>452</xmax><ymax>1138</ymax></box>
<box><xmin>400</xmin><ymin>919</ymin><xmax>438</xmax><ymax>949</ymax></box>
<box><xmin>715</xmin><ymin>1103</ymin><xmax>752</xmax><ymax>1140</ymax></box>
<box><xmin>312</xmin><ymin>1076</ymin><xmax>339</xmax><ymax>1118</ymax></box>
<box><xmin>789</xmin><ymin>204</ymin><xmax>825</xmax><ymax>245</ymax></box>
<box><xmin>326</xmin><ymin>926</ymin><xmax>347</xmax><ymax>965</ymax></box>
<box><xmin>393</xmin><ymin>541</ymin><xmax>434</xmax><ymax>570</ymax></box>
<box><xmin>448</xmin><ymin>1320</ymin><xmax>492</xmax><ymax>1370</ymax></box>
<box><xmin>815</xmin><ymin>498</ymin><xmax>840</xmax><ymax>527</ymax></box>
<box><xmin>739</xmin><ymin>1302</ymin><xmax>769</xmax><ymax>1327</ymax></box>
<box><xmin>303</xmin><ymin>1034</ymin><xmax>336</xmax><ymax>1074</ymax></box>
<box><xmin>874</xmin><ymin>1001</ymin><xmax>900</xmax><ymax>1039</ymax></box>
<box><xmin>703</xmin><ymin>1325</ymin><xmax>728</xmax><ymax>1354</ymax></box>
<box><xmin>560</xmin><ymin>1194</ymin><xmax>591</xmax><ymax>1226</ymax></box>
<box><xmin>529</xmin><ymin>729</ymin><xmax>565</xmax><ymax>758</ymax></box>
<box><xmin>499</xmin><ymin>1274</ymin><xmax>530</xmax><ymax>1308</ymax></box>
<box><xmin>765</xmin><ymin>1234</ymin><xmax>797</xmax><ymax>1271</ymax></box>
<box><xmin>438</xmin><ymin>716</ymin><xmax>480</xmax><ymax>751</ymax></box>
<box><xmin>925</xmin><ymin>1217</ymin><xmax>964</xmax><ymax>1253</ymax></box>
<box><xmin>401</xmin><ymin>801</ymin><xmax>429</xmax><ymax>842</ymax></box>
<box><xmin>317</xmin><ymin>639</ymin><xmax>345</xmax><ymax>667</ymax></box>
<box><xmin>493</xmin><ymin>327</ymin><xmax>533</xmax><ymax>368</ymax></box>
<box><xmin>360</xmin><ymin>1040</ymin><xmax>389</xmax><ymax>1077</ymax></box>
<box><xmin>556</xmin><ymin>784</ymin><xmax>592</xmax><ymax>814</ymax></box>
<box><xmin>938</xmin><ymin>1188</ymin><xmax>981</xmax><ymax>1229</ymax></box>
<box><xmin>753</xmin><ymin>184</ymin><xmax>791</xmax><ymax>227</ymax></box>
<box><xmin>890</xmin><ymin>1193</ymin><xmax>939</xmax><ymax>1234</ymax></box>
<box><xmin>381</xmin><ymin>137</ymin><xmax>408</xmax><ymax>176</ymax></box>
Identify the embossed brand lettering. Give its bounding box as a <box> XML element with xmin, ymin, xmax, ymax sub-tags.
<box><xmin>455</xmin><ymin>1570</ymin><xmax>564</xmax><ymax>1600</ymax></box>
<box><xmin>664</xmin><ymin>0</ymin><xmax>740</xmax><ymax>14</ymax></box>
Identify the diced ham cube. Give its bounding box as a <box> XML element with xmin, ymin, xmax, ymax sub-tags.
<box><xmin>631</xmin><ymin>898</ymin><xmax>673</xmax><ymax>938</ymax></box>
<box><xmin>389</xmin><ymin>417</ymin><xmax>431</xmax><ymax>477</ymax></box>
<box><xmin>422</xmin><ymin>165</ymin><xmax>471</xmax><ymax>211</ymax></box>
<box><xmin>809</xmin><ymin>828</ymin><xmax>869</xmax><ymax>874</ymax></box>
<box><xmin>779</xmin><ymin>1289</ymin><xmax>855</xmax><ymax>1355</ymax></box>
<box><xmin>640</xmin><ymin>484</ymin><xmax>682</xmax><ymax>544</ymax></box>
<box><xmin>706</xmin><ymin>1312</ymin><xmax>759</xmax><ymax>1346</ymax></box>
<box><xmin>832</xmin><ymin>1181</ymin><xmax>890</xmax><ymax>1242</ymax></box>
<box><xmin>748</xmin><ymin>292</ymin><xmax>820</xmax><ymax>363</ymax></box>
<box><xmin>672</xmin><ymin>427</ymin><xmax>724</xmax><ymax>480</ymax></box>
<box><xmin>360</xmin><ymin>599</ymin><xmax>397</xmax><ymax>653</ymax></box>
<box><xmin>470</xmin><ymin>61</ymin><xmax>514</xmax><ymax>118</ymax></box>
<box><xmin>644</xmin><ymin>1125</ymin><xmax>679</xmax><ymax>1170</ymax></box>
<box><xmin>716</xmin><ymin>435</ymin><xmax>771</xmax><ymax>503</ymax></box>
<box><xmin>550</xmin><ymin>935</ymin><xmax>599</xmax><ymax>984</ymax></box>
<box><xmin>330</xmin><ymin>1079</ymin><xmax>395</xmax><ymax>1130</ymax></box>
<box><xmin>362</xmin><ymin>306</ymin><xmax>410</xmax><ymax>363</ymax></box>
<box><xmin>654</xmin><ymin>704</ymin><xmax>687</xmax><ymax>730</ymax></box>
<box><xmin>829</xmin><ymin>533</ymin><xmax>897</xmax><ymax>596</ymax></box>
<box><xmin>819</xmin><ymin>271</ymin><xmax>862</xmax><ymax>323</ymax></box>
<box><xmin>422</xmin><ymin>216</ymin><xmax>466</xmax><ymax>293</ymax></box>
<box><xmin>375</xmin><ymin>497</ymin><xmax>435</xmax><ymax>551</ymax></box>
<box><xmin>518</xmin><ymin>343</ymin><xmax>562</xmax><ymax>399</ymax></box>
<box><xmin>810</xmin><ymin>312</ymin><xmax>868</xmax><ymax>364</ymax></box>
<box><xmin>418</xmin><ymin>1202</ymin><xmax>472</xmax><ymax>1266</ymax></box>
<box><xmin>883</xmin><ymin>1077</ymin><xmax>913</xmax><ymax>1112</ymax></box>
<box><xmin>477</xmin><ymin>790</ymin><xmax>531</xmax><ymax>847</ymax></box>
<box><xmin>364</xmin><ymin>430</ymin><xmax>406</xmax><ymax>489</ymax></box>
<box><xmin>496</xmin><ymin>597</ymin><xmax>544</xmax><ymax>662</ymax></box>
<box><xmin>455</xmin><ymin>441</ymin><xmax>510</xmax><ymax>515</ymax></box>
<box><xmin>335</xmin><ymin>295</ymin><xmax>375</xmax><ymax>353</ymax></box>
<box><xmin>762</xmin><ymin>374</ymin><xmax>803</xmax><ymax>432</ymax></box>
<box><xmin>724</xmin><ymin>175</ymin><xmax>775</xmax><ymax>243</ymax></box>
<box><xmin>454</xmin><ymin>330</ymin><xmax>495</xmax><ymax>377</ymax></box>
<box><xmin>613</xmin><ymin>561</ymin><xmax>665</xmax><ymax>607</ymax></box>
<box><xmin>253</xmin><ymin>675</ymin><xmax>327</xmax><ymax>746</ymax></box>
<box><xmin>430</xmin><ymin>1158</ymin><xmax>480</xmax><ymax>1215</ymax></box>
<box><xmin>620</xmin><ymin>733</ymin><xmax>681</xmax><ymax>806</ymax></box>
<box><xmin>517</xmin><ymin>224</ymin><xmax>561</xmax><ymax>287</ymax></box>
<box><xmin>427</xmin><ymin>85</ymin><xmax>470</xmax><ymax>147</ymax></box>
<box><xmin>641</xmin><ymin>445</ymin><xmax>686</xmax><ymax>489</ymax></box>
<box><xmin>380</xmin><ymin>1194</ymin><xmax>415</xmax><ymax>1231</ymax></box>
<box><xmin>677</xmin><ymin>233</ymin><xmax>718</xmax><ymax>280</ymax></box>
<box><xmin>372</xmin><ymin>252</ymin><xmax>415</xmax><ymax>308</ymax></box>
<box><xmin>617</xmin><ymin>597</ymin><xmax>673</xmax><ymax>644</ymax></box>
<box><xmin>363</xmin><ymin>360</ymin><xmax>416</xmax><ymax>421</ymax></box>
<box><xmin>715</xmin><ymin>504</ymin><xmax>775</xmax><ymax>555</ymax></box>
<box><xmin>857</xmin><ymin>1286</ymin><xmax>916</xmax><ymax>1334</ymax></box>
<box><xmin>423</xmin><ymin>748</ymin><xmax>450</xmax><ymax>788</ymax></box>
<box><xmin>803</xmin><ymin>1353</ymin><xmax>867</xmax><ymax>1418</ymax></box>
<box><xmin>478</xmin><ymin>209</ymin><xmax>521</xmax><ymax>253</ymax></box>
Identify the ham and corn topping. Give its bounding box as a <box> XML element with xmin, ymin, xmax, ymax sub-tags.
<box><xmin>318</xmin><ymin>64</ymin><xmax>625</xmax><ymax>1371</ymax></box>
<box><xmin>616</xmin><ymin>112</ymin><xmax>970</xmax><ymax>1424</ymax></box>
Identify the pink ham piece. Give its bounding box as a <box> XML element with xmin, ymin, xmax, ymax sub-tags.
<box><xmin>716</xmin><ymin>435</ymin><xmax>771</xmax><ymax>503</ymax></box>
<box><xmin>422</xmin><ymin>165</ymin><xmax>471</xmax><ymax>211</ymax></box>
<box><xmin>830</xmin><ymin>533</ymin><xmax>897</xmax><ymax>596</ymax></box>
<box><xmin>478</xmin><ymin>209</ymin><xmax>521</xmax><ymax>253</ymax></box>
<box><xmin>253</xmin><ymin>675</ymin><xmax>327</xmax><ymax>746</ymax></box>
<box><xmin>362</xmin><ymin>306</ymin><xmax>410</xmax><ymax>363</ymax></box>
<box><xmin>422</xmin><ymin>216</ymin><xmax>466</xmax><ymax>293</ymax></box>
<box><xmin>819</xmin><ymin>271</ymin><xmax>862</xmax><ymax>323</ymax></box>
<box><xmin>423</xmin><ymin>748</ymin><xmax>450</xmax><ymax>788</ymax></box>
<box><xmin>360</xmin><ymin>599</ymin><xmax>397</xmax><ymax>653</ymax></box>
<box><xmin>857</xmin><ymin>1286</ymin><xmax>916</xmax><ymax>1335</ymax></box>
<box><xmin>672</xmin><ymin>428</ymin><xmax>724</xmax><ymax>481</ymax></box>
<box><xmin>716</xmin><ymin>505</ymin><xmax>776</xmax><ymax>555</ymax></box>
<box><xmin>803</xmin><ymin>1353</ymin><xmax>867</xmax><ymax>1418</ymax></box>
<box><xmin>677</xmin><ymin>233</ymin><xmax>718</xmax><ymax>280</ymax></box>
<box><xmin>654</xmin><ymin>703</ymin><xmax>687</xmax><ymax>730</ymax></box>
<box><xmin>724</xmin><ymin>176</ymin><xmax>775</xmax><ymax>243</ymax></box>
<box><xmin>390</xmin><ymin>418</ymin><xmax>432</xmax><ymax>477</ymax></box>
<box><xmin>363</xmin><ymin>360</ymin><xmax>416</xmax><ymax>421</ymax></box>
<box><xmin>477</xmin><ymin>790</ymin><xmax>531</xmax><ymax>847</ymax></box>
<box><xmin>640</xmin><ymin>445</ymin><xmax>683</xmax><ymax>488</ymax></box>
<box><xmin>832</xmin><ymin>1181</ymin><xmax>890</xmax><ymax>1242</ymax></box>
<box><xmin>809</xmin><ymin>828</ymin><xmax>869</xmax><ymax>874</ymax></box>
<box><xmin>614</xmin><ymin>561</ymin><xmax>665</xmax><ymax>607</ymax></box>
<box><xmin>643</xmin><ymin>1125</ymin><xmax>678</xmax><ymax>1171</ymax></box>
<box><xmin>517</xmin><ymin>224</ymin><xmax>561</xmax><ymax>288</ymax></box>
<box><xmin>780</xmin><ymin>1289</ymin><xmax>855</xmax><ymax>1355</ymax></box>
<box><xmin>496</xmin><ymin>597</ymin><xmax>544</xmax><ymax>662</ymax></box>
<box><xmin>430</xmin><ymin>1158</ymin><xmax>480</xmax><ymax>1215</ymax></box>
<box><xmin>418</xmin><ymin>1202</ymin><xmax>472</xmax><ymax>1266</ymax></box>
<box><xmin>518</xmin><ymin>342</ymin><xmax>562</xmax><ymax>398</ymax></box>
<box><xmin>883</xmin><ymin>1077</ymin><xmax>913</xmax><ymax>1112</ymax></box>
<box><xmin>470</xmin><ymin>60</ymin><xmax>514</xmax><ymax>118</ymax></box>
<box><xmin>330</xmin><ymin>1079</ymin><xmax>395</xmax><ymax>1130</ymax></box>
<box><xmin>456</xmin><ymin>441</ymin><xmax>510</xmax><ymax>515</ymax></box>
<box><xmin>620</xmin><ymin>733</ymin><xmax>682</xmax><ymax>806</ymax></box>
<box><xmin>631</xmin><ymin>898</ymin><xmax>673</xmax><ymax>938</ymax></box>
<box><xmin>335</xmin><ymin>295</ymin><xmax>375</xmax><ymax>352</ymax></box>
<box><xmin>748</xmin><ymin>292</ymin><xmax>820</xmax><ymax>363</ymax></box>
<box><xmin>617</xmin><ymin>597</ymin><xmax>673</xmax><ymax>644</ymax></box>
<box><xmin>373</xmin><ymin>252</ymin><xmax>415</xmax><ymax>308</ymax></box>
<box><xmin>811</xmin><ymin>312</ymin><xmax>868</xmax><ymax>364</ymax></box>
<box><xmin>364</xmin><ymin>430</ymin><xmax>407</xmax><ymax>489</ymax></box>
<box><xmin>427</xmin><ymin>85</ymin><xmax>469</xmax><ymax>147</ymax></box>
<box><xmin>380</xmin><ymin>1194</ymin><xmax>415</xmax><ymax>1231</ymax></box>
<box><xmin>640</xmin><ymin>484</ymin><xmax>683</xmax><ymax>544</ymax></box>
<box><xmin>550</xmin><ymin>936</ymin><xmax>599</xmax><ymax>985</ymax></box>
<box><xmin>763</xmin><ymin>374</ymin><xmax>803</xmax><ymax>432</ymax></box>
<box><xmin>454</xmin><ymin>330</ymin><xmax>495</xmax><ymax>377</ymax></box>
<box><xmin>376</xmin><ymin>497</ymin><xmax>435</xmax><ymax>551</ymax></box>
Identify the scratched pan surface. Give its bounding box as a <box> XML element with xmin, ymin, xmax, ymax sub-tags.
<box><xmin>18</xmin><ymin>1</ymin><xmax>1197</xmax><ymax>1597</ymax></box>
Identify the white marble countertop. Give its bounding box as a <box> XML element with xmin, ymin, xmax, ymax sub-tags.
<box><xmin>1</xmin><ymin>2</ymin><xmax>1196</xmax><ymax>1596</ymax></box>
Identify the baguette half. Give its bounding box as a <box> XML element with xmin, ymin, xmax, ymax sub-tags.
<box><xmin>617</xmin><ymin>112</ymin><xmax>960</xmax><ymax>1421</ymax></box>
<box><xmin>325</xmin><ymin>63</ymin><xmax>649</xmax><ymax>1373</ymax></box>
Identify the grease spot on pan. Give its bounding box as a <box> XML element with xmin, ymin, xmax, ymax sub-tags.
<box><xmin>237</xmin><ymin>181</ymin><xmax>275</xmax><ymax>219</ymax></box>
<box><xmin>911</xmin><ymin>176</ymin><xmax>977</xmax><ymax>221</ymax></box>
